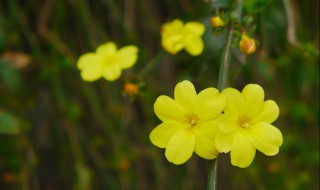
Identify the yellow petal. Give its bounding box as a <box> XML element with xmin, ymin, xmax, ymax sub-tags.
<box><xmin>196</xmin><ymin>119</ymin><xmax>220</xmax><ymax>139</ymax></box>
<box><xmin>230</xmin><ymin>133</ymin><xmax>256</xmax><ymax>168</ymax></box>
<box><xmin>96</xmin><ymin>42</ymin><xmax>117</xmax><ymax>56</ymax></box>
<box><xmin>253</xmin><ymin>100</ymin><xmax>280</xmax><ymax>123</ymax></box>
<box><xmin>222</xmin><ymin>88</ymin><xmax>244</xmax><ymax>114</ymax></box>
<box><xmin>194</xmin><ymin>121</ymin><xmax>219</xmax><ymax>159</ymax></box>
<box><xmin>77</xmin><ymin>53</ymin><xmax>100</xmax><ymax>69</ymax></box>
<box><xmin>161</xmin><ymin>19</ymin><xmax>185</xmax><ymax>54</ymax></box>
<box><xmin>165</xmin><ymin>129</ymin><xmax>195</xmax><ymax>165</ymax></box>
<box><xmin>154</xmin><ymin>95</ymin><xmax>186</xmax><ymax>122</ymax></box>
<box><xmin>117</xmin><ymin>45</ymin><xmax>138</xmax><ymax>69</ymax></box>
<box><xmin>242</xmin><ymin>84</ymin><xmax>264</xmax><ymax>117</ymax></box>
<box><xmin>162</xmin><ymin>19</ymin><xmax>184</xmax><ymax>35</ymax></box>
<box><xmin>185</xmin><ymin>36</ymin><xmax>204</xmax><ymax>56</ymax></box>
<box><xmin>149</xmin><ymin>121</ymin><xmax>184</xmax><ymax>148</ymax></box>
<box><xmin>185</xmin><ymin>22</ymin><xmax>205</xmax><ymax>35</ymax></box>
<box><xmin>196</xmin><ymin>89</ymin><xmax>225</xmax><ymax>121</ymax></box>
<box><xmin>194</xmin><ymin>134</ymin><xmax>218</xmax><ymax>159</ymax></box>
<box><xmin>218</xmin><ymin>113</ymin><xmax>238</xmax><ymax>133</ymax></box>
<box><xmin>102</xmin><ymin>65</ymin><xmax>122</xmax><ymax>81</ymax></box>
<box><xmin>79</xmin><ymin>56</ymin><xmax>104</xmax><ymax>81</ymax></box>
<box><xmin>174</xmin><ymin>80</ymin><xmax>197</xmax><ymax>110</ymax></box>
<box><xmin>215</xmin><ymin>131</ymin><xmax>235</xmax><ymax>153</ymax></box>
<box><xmin>161</xmin><ymin>35</ymin><xmax>184</xmax><ymax>54</ymax></box>
<box><xmin>250</xmin><ymin>122</ymin><xmax>283</xmax><ymax>156</ymax></box>
<box><xmin>198</xmin><ymin>87</ymin><xmax>219</xmax><ymax>97</ymax></box>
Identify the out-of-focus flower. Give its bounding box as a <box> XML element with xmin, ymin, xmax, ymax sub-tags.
<box><xmin>77</xmin><ymin>42</ymin><xmax>138</xmax><ymax>81</ymax></box>
<box><xmin>161</xmin><ymin>19</ymin><xmax>205</xmax><ymax>56</ymax></box>
<box><xmin>210</xmin><ymin>16</ymin><xmax>225</xmax><ymax>28</ymax></box>
<box><xmin>150</xmin><ymin>80</ymin><xmax>225</xmax><ymax>164</ymax></box>
<box><xmin>215</xmin><ymin>84</ymin><xmax>283</xmax><ymax>168</ymax></box>
<box><xmin>239</xmin><ymin>34</ymin><xmax>256</xmax><ymax>55</ymax></box>
<box><xmin>124</xmin><ymin>83</ymin><xmax>139</xmax><ymax>96</ymax></box>
<box><xmin>1</xmin><ymin>51</ymin><xmax>31</xmax><ymax>69</ymax></box>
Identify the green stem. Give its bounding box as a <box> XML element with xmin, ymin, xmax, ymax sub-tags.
<box><xmin>139</xmin><ymin>50</ymin><xmax>167</xmax><ymax>78</ymax></box>
<box><xmin>217</xmin><ymin>25</ymin><xmax>234</xmax><ymax>91</ymax></box>
<box><xmin>207</xmin><ymin>1</ymin><xmax>243</xmax><ymax>189</ymax></box>
<box><xmin>207</xmin><ymin>157</ymin><xmax>218</xmax><ymax>190</ymax></box>
<box><xmin>207</xmin><ymin>26</ymin><xmax>234</xmax><ymax>190</ymax></box>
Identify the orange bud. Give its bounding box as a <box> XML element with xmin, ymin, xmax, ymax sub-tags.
<box><xmin>118</xmin><ymin>159</ymin><xmax>130</xmax><ymax>171</ymax></box>
<box><xmin>210</xmin><ymin>16</ymin><xmax>225</xmax><ymax>28</ymax></box>
<box><xmin>124</xmin><ymin>83</ymin><xmax>139</xmax><ymax>96</ymax></box>
<box><xmin>239</xmin><ymin>34</ymin><xmax>256</xmax><ymax>55</ymax></box>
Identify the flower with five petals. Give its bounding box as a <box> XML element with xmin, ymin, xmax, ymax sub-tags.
<box><xmin>215</xmin><ymin>84</ymin><xmax>283</xmax><ymax>168</ymax></box>
<box><xmin>161</xmin><ymin>19</ymin><xmax>205</xmax><ymax>56</ymax></box>
<box><xmin>150</xmin><ymin>80</ymin><xmax>225</xmax><ymax>164</ymax></box>
<box><xmin>77</xmin><ymin>42</ymin><xmax>138</xmax><ymax>81</ymax></box>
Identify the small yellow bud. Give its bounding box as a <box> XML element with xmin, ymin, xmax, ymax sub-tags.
<box><xmin>239</xmin><ymin>34</ymin><xmax>257</xmax><ymax>55</ymax></box>
<box><xmin>210</xmin><ymin>16</ymin><xmax>225</xmax><ymax>28</ymax></box>
<box><xmin>124</xmin><ymin>83</ymin><xmax>139</xmax><ymax>96</ymax></box>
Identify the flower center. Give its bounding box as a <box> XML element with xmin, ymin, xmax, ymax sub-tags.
<box><xmin>185</xmin><ymin>114</ymin><xmax>199</xmax><ymax>129</ymax></box>
<box><xmin>239</xmin><ymin>115</ymin><xmax>251</xmax><ymax>129</ymax></box>
<box><xmin>101</xmin><ymin>55</ymin><xmax>118</xmax><ymax>67</ymax></box>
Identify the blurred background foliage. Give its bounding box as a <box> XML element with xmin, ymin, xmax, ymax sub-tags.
<box><xmin>0</xmin><ymin>0</ymin><xmax>318</xmax><ymax>189</ymax></box>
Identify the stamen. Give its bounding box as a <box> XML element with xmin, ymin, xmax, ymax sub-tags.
<box><xmin>185</xmin><ymin>114</ymin><xmax>199</xmax><ymax>128</ymax></box>
<box><xmin>239</xmin><ymin>115</ymin><xmax>251</xmax><ymax>129</ymax></box>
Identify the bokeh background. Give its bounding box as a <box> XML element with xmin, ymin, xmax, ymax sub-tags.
<box><xmin>0</xmin><ymin>0</ymin><xmax>319</xmax><ymax>189</ymax></box>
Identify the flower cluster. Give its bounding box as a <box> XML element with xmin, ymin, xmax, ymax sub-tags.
<box><xmin>160</xmin><ymin>19</ymin><xmax>205</xmax><ymax>56</ymax></box>
<box><xmin>150</xmin><ymin>81</ymin><xmax>283</xmax><ymax>167</ymax></box>
<box><xmin>77</xmin><ymin>42</ymin><xmax>138</xmax><ymax>81</ymax></box>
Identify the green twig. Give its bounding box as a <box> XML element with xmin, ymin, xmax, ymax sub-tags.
<box><xmin>217</xmin><ymin>26</ymin><xmax>235</xmax><ymax>91</ymax></box>
<box><xmin>207</xmin><ymin>157</ymin><xmax>218</xmax><ymax>190</ymax></box>
<box><xmin>139</xmin><ymin>50</ymin><xmax>167</xmax><ymax>79</ymax></box>
<box><xmin>207</xmin><ymin>0</ymin><xmax>244</xmax><ymax>190</ymax></box>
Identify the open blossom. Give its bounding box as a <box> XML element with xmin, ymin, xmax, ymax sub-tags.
<box><xmin>77</xmin><ymin>42</ymin><xmax>138</xmax><ymax>81</ymax></box>
<box><xmin>161</xmin><ymin>19</ymin><xmax>205</xmax><ymax>56</ymax></box>
<box><xmin>150</xmin><ymin>80</ymin><xmax>225</xmax><ymax>164</ymax></box>
<box><xmin>215</xmin><ymin>84</ymin><xmax>283</xmax><ymax>168</ymax></box>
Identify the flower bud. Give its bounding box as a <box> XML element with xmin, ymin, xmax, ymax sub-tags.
<box><xmin>118</xmin><ymin>159</ymin><xmax>130</xmax><ymax>171</ymax></box>
<box><xmin>239</xmin><ymin>34</ymin><xmax>256</xmax><ymax>55</ymax></box>
<box><xmin>210</xmin><ymin>16</ymin><xmax>225</xmax><ymax>28</ymax></box>
<box><xmin>124</xmin><ymin>83</ymin><xmax>139</xmax><ymax>96</ymax></box>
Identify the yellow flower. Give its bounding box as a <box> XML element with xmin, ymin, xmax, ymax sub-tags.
<box><xmin>77</xmin><ymin>42</ymin><xmax>138</xmax><ymax>81</ymax></box>
<box><xmin>161</xmin><ymin>19</ymin><xmax>205</xmax><ymax>56</ymax></box>
<box><xmin>210</xmin><ymin>16</ymin><xmax>225</xmax><ymax>28</ymax></box>
<box><xmin>239</xmin><ymin>34</ymin><xmax>256</xmax><ymax>55</ymax></box>
<box><xmin>215</xmin><ymin>84</ymin><xmax>283</xmax><ymax>168</ymax></box>
<box><xmin>150</xmin><ymin>80</ymin><xmax>225</xmax><ymax>164</ymax></box>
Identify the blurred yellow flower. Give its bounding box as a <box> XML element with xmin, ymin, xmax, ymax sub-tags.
<box><xmin>239</xmin><ymin>34</ymin><xmax>256</xmax><ymax>55</ymax></box>
<box><xmin>161</xmin><ymin>19</ymin><xmax>205</xmax><ymax>56</ymax></box>
<box><xmin>215</xmin><ymin>84</ymin><xmax>283</xmax><ymax>168</ymax></box>
<box><xmin>210</xmin><ymin>16</ymin><xmax>225</xmax><ymax>28</ymax></box>
<box><xmin>77</xmin><ymin>42</ymin><xmax>138</xmax><ymax>81</ymax></box>
<box><xmin>150</xmin><ymin>80</ymin><xmax>225</xmax><ymax>164</ymax></box>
